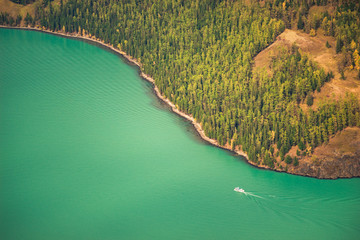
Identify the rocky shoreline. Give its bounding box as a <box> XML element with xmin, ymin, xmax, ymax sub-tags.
<box><xmin>2</xmin><ymin>25</ymin><xmax>358</xmax><ymax>179</ymax></box>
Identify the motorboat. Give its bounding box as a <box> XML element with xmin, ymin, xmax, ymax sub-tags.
<box><xmin>234</xmin><ymin>187</ymin><xmax>245</xmax><ymax>193</ymax></box>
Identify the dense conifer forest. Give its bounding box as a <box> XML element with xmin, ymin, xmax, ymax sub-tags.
<box><xmin>1</xmin><ymin>0</ymin><xmax>359</xmax><ymax>168</ymax></box>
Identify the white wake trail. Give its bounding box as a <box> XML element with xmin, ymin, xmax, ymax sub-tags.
<box><xmin>245</xmin><ymin>192</ymin><xmax>264</xmax><ymax>199</ymax></box>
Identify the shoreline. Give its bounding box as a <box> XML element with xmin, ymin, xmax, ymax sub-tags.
<box><xmin>3</xmin><ymin>25</ymin><xmax>358</xmax><ymax>179</ymax></box>
<box><xmin>0</xmin><ymin>26</ymin><xmax>251</xmax><ymax>158</ymax></box>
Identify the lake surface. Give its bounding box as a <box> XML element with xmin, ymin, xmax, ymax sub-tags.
<box><xmin>1</xmin><ymin>28</ymin><xmax>359</xmax><ymax>240</ymax></box>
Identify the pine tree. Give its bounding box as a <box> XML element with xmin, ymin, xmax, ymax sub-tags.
<box><xmin>297</xmin><ymin>15</ymin><xmax>304</xmax><ymax>30</ymax></box>
<box><xmin>336</xmin><ymin>38</ymin><xmax>342</xmax><ymax>54</ymax></box>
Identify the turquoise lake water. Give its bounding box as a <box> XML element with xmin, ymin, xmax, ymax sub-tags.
<box><xmin>0</xmin><ymin>28</ymin><xmax>359</xmax><ymax>239</ymax></box>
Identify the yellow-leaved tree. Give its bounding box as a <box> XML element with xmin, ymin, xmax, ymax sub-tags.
<box><xmin>353</xmin><ymin>49</ymin><xmax>360</xmax><ymax>71</ymax></box>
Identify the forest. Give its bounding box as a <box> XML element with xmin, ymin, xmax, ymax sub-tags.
<box><xmin>1</xmin><ymin>0</ymin><xmax>359</xmax><ymax>168</ymax></box>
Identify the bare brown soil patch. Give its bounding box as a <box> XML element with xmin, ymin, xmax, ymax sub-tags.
<box><xmin>288</xmin><ymin>127</ymin><xmax>360</xmax><ymax>178</ymax></box>
<box><xmin>254</xmin><ymin>29</ymin><xmax>360</xmax><ymax>178</ymax></box>
<box><xmin>254</xmin><ymin>29</ymin><xmax>360</xmax><ymax>111</ymax></box>
<box><xmin>299</xmin><ymin>127</ymin><xmax>360</xmax><ymax>166</ymax></box>
<box><xmin>315</xmin><ymin>127</ymin><xmax>360</xmax><ymax>157</ymax></box>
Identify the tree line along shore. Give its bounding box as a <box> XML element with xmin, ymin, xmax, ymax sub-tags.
<box><xmin>1</xmin><ymin>0</ymin><xmax>360</xmax><ymax>178</ymax></box>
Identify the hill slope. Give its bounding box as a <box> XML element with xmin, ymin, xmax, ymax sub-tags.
<box><xmin>253</xmin><ymin>26</ymin><xmax>360</xmax><ymax>178</ymax></box>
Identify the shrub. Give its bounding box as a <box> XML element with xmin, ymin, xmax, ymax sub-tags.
<box><xmin>326</xmin><ymin>41</ymin><xmax>331</xmax><ymax>48</ymax></box>
<box><xmin>280</xmin><ymin>151</ymin><xmax>285</xmax><ymax>161</ymax></box>
<box><xmin>310</xmin><ymin>29</ymin><xmax>316</xmax><ymax>37</ymax></box>
<box><xmin>285</xmin><ymin>155</ymin><xmax>293</xmax><ymax>164</ymax></box>
<box><xmin>340</xmin><ymin>70</ymin><xmax>346</xmax><ymax>80</ymax></box>
<box><xmin>293</xmin><ymin>157</ymin><xmax>299</xmax><ymax>166</ymax></box>
<box><xmin>298</xmin><ymin>140</ymin><xmax>305</xmax><ymax>151</ymax></box>
<box><xmin>306</xmin><ymin>94</ymin><xmax>314</xmax><ymax>106</ymax></box>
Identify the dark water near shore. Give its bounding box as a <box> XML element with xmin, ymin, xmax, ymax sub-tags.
<box><xmin>1</xmin><ymin>28</ymin><xmax>359</xmax><ymax>240</ymax></box>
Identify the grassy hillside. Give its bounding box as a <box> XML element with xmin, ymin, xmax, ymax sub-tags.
<box><xmin>0</xmin><ymin>0</ymin><xmax>38</xmax><ymax>23</ymax></box>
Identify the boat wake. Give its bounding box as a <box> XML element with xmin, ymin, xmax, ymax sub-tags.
<box><xmin>234</xmin><ymin>187</ymin><xmax>264</xmax><ymax>199</ymax></box>
<box><xmin>245</xmin><ymin>192</ymin><xmax>264</xmax><ymax>199</ymax></box>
